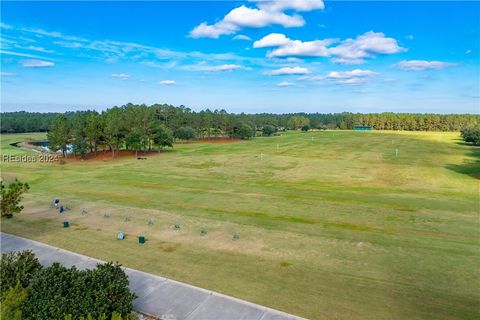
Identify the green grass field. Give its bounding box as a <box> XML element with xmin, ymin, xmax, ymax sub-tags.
<box><xmin>1</xmin><ymin>130</ymin><xmax>479</xmax><ymax>319</ymax></box>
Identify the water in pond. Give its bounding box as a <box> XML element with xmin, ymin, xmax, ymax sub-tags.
<box><xmin>30</xmin><ymin>140</ymin><xmax>73</xmax><ymax>153</ymax></box>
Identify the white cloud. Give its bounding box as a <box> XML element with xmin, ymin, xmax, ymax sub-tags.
<box><xmin>300</xmin><ymin>69</ymin><xmax>377</xmax><ymax>85</ymax></box>
<box><xmin>210</xmin><ymin>64</ymin><xmax>246</xmax><ymax>71</ymax></box>
<box><xmin>253</xmin><ymin>33</ymin><xmax>291</xmax><ymax>48</ymax></box>
<box><xmin>1</xmin><ymin>50</ymin><xmax>55</xmax><ymax>60</ymax></box>
<box><xmin>264</xmin><ymin>66</ymin><xmax>310</xmax><ymax>76</ymax></box>
<box><xmin>190</xmin><ymin>22</ymin><xmax>237</xmax><ymax>39</ymax></box>
<box><xmin>0</xmin><ymin>22</ymin><xmax>13</xmax><ymax>30</ymax></box>
<box><xmin>254</xmin><ymin>31</ymin><xmax>405</xmax><ymax>64</ymax></box>
<box><xmin>17</xmin><ymin>45</ymin><xmax>55</xmax><ymax>53</ymax></box>
<box><xmin>331</xmin><ymin>58</ymin><xmax>365</xmax><ymax>65</ymax></box>
<box><xmin>233</xmin><ymin>34</ymin><xmax>252</xmax><ymax>41</ymax></box>
<box><xmin>190</xmin><ymin>1</ymin><xmax>324</xmax><ymax>39</ymax></box>
<box><xmin>396</xmin><ymin>60</ymin><xmax>457</xmax><ymax>71</ymax></box>
<box><xmin>327</xmin><ymin>69</ymin><xmax>377</xmax><ymax>79</ymax></box>
<box><xmin>183</xmin><ymin>63</ymin><xmax>250</xmax><ymax>72</ymax></box>
<box><xmin>326</xmin><ymin>69</ymin><xmax>377</xmax><ymax>85</ymax></box>
<box><xmin>327</xmin><ymin>31</ymin><xmax>406</xmax><ymax>63</ymax></box>
<box><xmin>276</xmin><ymin>81</ymin><xmax>295</xmax><ymax>87</ymax></box>
<box><xmin>269</xmin><ymin>39</ymin><xmax>334</xmax><ymax>58</ymax></box>
<box><xmin>54</xmin><ymin>41</ymin><xmax>84</xmax><ymax>49</ymax></box>
<box><xmin>297</xmin><ymin>75</ymin><xmax>324</xmax><ymax>81</ymax></box>
<box><xmin>111</xmin><ymin>73</ymin><xmax>130</xmax><ymax>80</ymax></box>
<box><xmin>3</xmin><ymin>23</ymin><xmax>266</xmax><ymax>73</ymax></box>
<box><xmin>21</xmin><ymin>27</ymin><xmax>88</xmax><ymax>42</ymax></box>
<box><xmin>21</xmin><ymin>60</ymin><xmax>54</xmax><ymax>68</ymax></box>
<box><xmin>1</xmin><ymin>72</ymin><xmax>16</xmax><ymax>76</ymax></box>
<box><xmin>256</xmin><ymin>0</ymin><xmax>325</xmax><ymax>12</ymax></box>
<box><xmin>405</xmin><ymin>35</ymin><xmax>414</xmax><ymax>40</ymax></box>
<box><xmin>466</xmin><ymin>49</ymin><xmax>472</xmax><ymax>54</ymax></box>
<box><xmin>223</xmin><ymin>6</ymin><xmax>304</xmax><ymax>28</ymax></box>
<box><xmin>158</xmin><ymin>80</ymin><xmax>176</xmax><ymax>85</ymax></box>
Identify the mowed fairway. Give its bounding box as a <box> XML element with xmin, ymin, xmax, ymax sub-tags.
<box><xmin>1</xmin><ymin>131</ymin><xmax>479</xmax><ymax>320</ymax></box>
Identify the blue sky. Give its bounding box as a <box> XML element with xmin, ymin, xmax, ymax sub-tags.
<box><xmin>1</xmin><ymin>1</ymin><xmax>479</xmax><ymax>114</ymax></box>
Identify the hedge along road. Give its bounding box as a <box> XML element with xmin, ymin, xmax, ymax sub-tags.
<box><xmin>0</xmin><ymin>232</ymin><xmax>304</xmax><ymax>320</ymax></box>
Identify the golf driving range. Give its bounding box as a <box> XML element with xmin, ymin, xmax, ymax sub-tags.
<box><xmin>1</xmin><ymin>130</ymin><xmax>478</xmax><ymax>320</ymax></box>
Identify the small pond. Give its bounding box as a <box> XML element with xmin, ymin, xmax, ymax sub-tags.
<box><xmin>29</xmin><ymin>140</ymin><xmax>73</xmax><ymax>153</ymax></box>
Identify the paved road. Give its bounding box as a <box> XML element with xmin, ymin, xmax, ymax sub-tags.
<box><xmin>1</xmin><ymin>233</ymin><xmax>305</xmax><ymax>320</ymax></box>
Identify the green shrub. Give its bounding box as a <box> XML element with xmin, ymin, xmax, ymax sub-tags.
<box><xmin>461</xmin><ymin>125</ymin><xmax>480</xmax><ymax>145</ymax></box>
<box><xmin>25</xmin><ymin>262</ymin><xmax>136</xmax><ymax>320</ymax></box>
<box><xmin>24</xmin><ymin>262</ymin><xmax>77</xmax><ymax>319</ymax></box>
<box><xmin>174</xmin><ymin>126</ymin><xmax>196</xmax><ymax>141</ymax></box>
<box><xmin>261</xmin><ymin>125</ymin><xmax>276</xmax><ymax>136</ymax></box>
<box><xmin>1</xmin><ymin>282</ymin><xmax>29</xmax><ymax>320</ymax></box>
<box><xmin>232</xmin><ymin>122</ymin><xmax>254</xmax><ymax>139</ymax></box>
<box><xmin>87</xmin><ymin>262</ymin><xmax>136</xmax><ymax>317</ymax></box>
<box><xmin>0</xmin><ymin>250</ymin><xmax>41</xmax><ymax>298</ymax></box>
<box><xmin>1</xmin><ymin>251</ymin><xmax>136</xmax><ymax>319</ymax></box>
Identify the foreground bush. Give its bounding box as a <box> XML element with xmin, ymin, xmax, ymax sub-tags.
<box><xmin>63</xmin><ymin>312</ymin><xmax>132</xmax><ymax>320</ymax></box>
<box><xmin>25</xmin><ymin>262</ymin><xmax>136</xmax><ymax>320</ymax></box>
<box><xmin>0</xmin><ymin>251</ymin><xmax>136</xmax><ymax>320</ymax></box>
<box><xmin>0</xmin><ymin>250</ymin><xmax>41</xmax><ymax>298</ymax></box>
<box><xmin>1</xmin><ymin>282</ymin><xmax>29</xmax><ymax>320</ymax></box>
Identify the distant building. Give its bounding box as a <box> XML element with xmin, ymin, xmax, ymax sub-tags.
<box><xmin>353</xmin><ymin>126</ymin><xmax>372</xmax><ymax>131</ymax></box>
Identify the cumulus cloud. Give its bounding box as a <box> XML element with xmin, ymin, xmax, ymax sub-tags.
<box><xmin>396</xmin><ymin>60</ymin><xmax>457</xmax><ymax>71</ymax></box>
<box><xmin>233</xmin><ymin>34</ymin><xmax>252</xmax><ymax>41</ymax></box>
<box><xmin>111</xmin><ymin>73</ymin><xmax>130</xmax><ymax>80</ymax></box>
<box><xmin>327</xmin><ymin>69</ymin><xmax>377</xmax><ymax>79</ymax></box>
<box><xmin>326</xmin><ymin>69</ymin><xmax>377</xmax><ymax>84</ymax></box>
<box><xmin>254</xmin><ymin>31</ymin><xmax>405</xmax><ymax>64</ymax></box>
<box><xmin>1</xmin><ymin>72</ymin><xmax>16</xmax><ymax>76</ymax></box>
<box><xmin>158</xmin><ymin>80</ymin><xmax>176</xmax><ymax>85</ymax></box>
<box><xmin>300</xmin><ymin>69</ymin><xmax>377</xmax><ymax>85</ymax></box>
<box><xmin>276</xmin><ymin>81</ymin><xmax>296</xmax><ymax>87</ymax></box>
<box><xmin>253</xmin><ymin>33</ymin><xmax>292</xmax><ymax>48</ymax></box>
<box><xmin>190</xmin><ymin>1</ymin><xmax>325</xmax><ymax>39</ymax></box>
<box><xmin>264</xmin><ymin>66</ymin><xmax>310</xmax><ymax>76</ymax></box>
<box><xmin>21</xmin><ymin>59</ymin><xmax>54</xmax><ymax>67</ymax></box>
<box><xmin>328</xmin><ymin>31</ymin><xmax>406</xmax><ymax>62</ymax></box>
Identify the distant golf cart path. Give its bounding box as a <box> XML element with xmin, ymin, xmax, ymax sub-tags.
<box><xmin>1</xmin><ymin>233</ymin><xmax>304</xmax><ymax>320</ymax></box>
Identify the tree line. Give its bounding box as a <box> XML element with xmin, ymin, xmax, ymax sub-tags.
<box><xmin>2</xmin><ymin>104</ymin><xmax>479</xmax><ymax>159</ymax></box>
<box><xmin>1</xmin><ymin>111</ymin><xmax>61</xmax><ymax>133</ymax></box>
<box><xmin>44</xmin><ymin>104</ymin><xmax>259</xmax><ymax>159</ymax></box>
<box><xmin>2</xmin><ymin>105</ymin><xmax>478</xmax><ymax>135</ymax></box>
